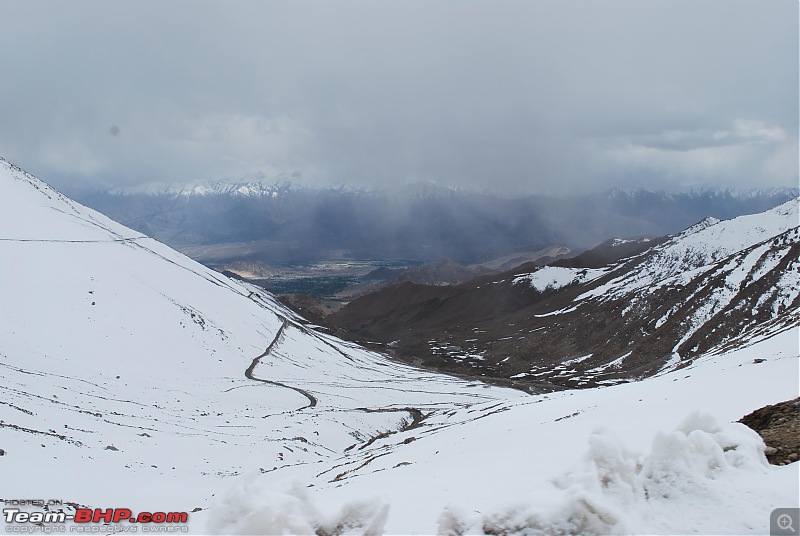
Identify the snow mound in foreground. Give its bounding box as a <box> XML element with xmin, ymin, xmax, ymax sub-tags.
<box><xmin>440</xmin><ymin>413</ymin><xmax>774</xmax><ymax>536</ymax></box>
<box><xmin>208</xmin><ymin>413</ymin><xmax>780</xmax><ymax>535</ymax></box>
<box><xmin>207</xmin><ymin>475</ymin><xmax>389</xmax><ymax>535</ymax></box>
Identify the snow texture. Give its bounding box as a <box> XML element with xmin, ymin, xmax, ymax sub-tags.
<box><xmin>206</xmin><ymin>476</ymin><xmax>388</xmax><ymax>535</ymax></box>
<box><xmin>444</xmin><ymin>414</ymin><xmax>778</xmax><ymax>535</ymax></box>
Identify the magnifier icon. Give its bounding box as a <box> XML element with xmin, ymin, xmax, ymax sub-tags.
<box><xmin>778</xmin><ymin>513</ymin><xmax>796</xmax><ymax>533</ymax></box>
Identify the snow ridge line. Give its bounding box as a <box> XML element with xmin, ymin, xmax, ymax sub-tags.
<box><xmin>0</xmin><ymin>237</ymin><xmax>146</xmax><ymax>243</ymax></box>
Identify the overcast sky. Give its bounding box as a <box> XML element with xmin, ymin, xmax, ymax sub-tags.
<box><xmin>1</xmin><ymin>1</ymin><xmax>797</xmax><ymax>194</ymax></box>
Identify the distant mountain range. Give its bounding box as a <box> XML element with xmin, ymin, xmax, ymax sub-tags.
<box><xmin>76</xmin><ymin>181</ymin><xmax>798</xmax><ymax>265</ymax></box>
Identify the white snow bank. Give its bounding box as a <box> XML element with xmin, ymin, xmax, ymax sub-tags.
<box><xmin>207</xmin><ymin>474</ymin><xmax>389</xmax><ymax>535</ymax></box>
<box><xmin>513</xmin><ymin>266</ymin><xmax>609</xmax><ymax>292</ymax></box>
<box><xmin>210</xmin><ymin>413</ymin><xmax>786</xmax><ymax>536</ymax></box>
<box><xmin>441</xmin><ymin>413</ymin><xmax>779</xmax><ymax>535</ymax></box>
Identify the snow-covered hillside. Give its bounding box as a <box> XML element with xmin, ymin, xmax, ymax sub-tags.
<box><xmin>497</xmin><ymin>198</ymin><xmax>800</xmax><ymax>386</ymax></box>
<box><xmin>0</xmin><ymin>158</ymin><xmax>515</xmax><ymax>520</ymax></box>
<box><xmin>1</xmin><ymin>157</ymin><xmax>797</xmax><ymax>534</ymax></box>
<box><xmin>229</xmin><ymin>329</ymin><xmax>797</xmax><ymax>535</ymax></box>
<box><xmin>578</xmin><ymin>199</ymin><xmax>799</xmax><ymax>303</ymax></box>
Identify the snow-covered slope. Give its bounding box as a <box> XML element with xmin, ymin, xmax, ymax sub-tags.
<box><xmin>1</xmin><ymin>157</ymin><xmax>797</xmax><ymax>534</ymax></box>
<box><xmin>498</xmin><ymin>199</ymin><xmax>800</xmax><ymax>385</ymax></box>
<box><xmin>0</xmin><ymin>158</ymin><xmax>517</xmax><ymax>521</ymax></box>
<box><xmin>578</xmin><ymin>199</ymin><xmax>799</xmax><ymax>302</ymax></box>
<box><xmin>513</xmin><ymin>266</ymin><xmax>612</xmax><ymax>292</ymax></box>
<box><xmin>227</xmin><ymin>329</ymin><xmax>797</xmax><ymax>535</ymax></box>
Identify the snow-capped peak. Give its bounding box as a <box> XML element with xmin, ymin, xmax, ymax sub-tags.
<box><xmin>108</xmin><ymin>177</ymin><xmax>302</xmax><ymax>197</ymax></box>
<box><xmin>676</xmin><ymin>215</ymin><xmax>722</xmax><ymax>237</ymax></box>
<box><xmin>579</xmin><ymin>197</ymin><xmax>799</xmax><ymax>303</ymax></box>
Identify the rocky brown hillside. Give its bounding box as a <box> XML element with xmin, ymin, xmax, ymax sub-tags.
<box><xmin>326</xmin><ymin>201</ymin><xmax>800</xmax><ymax>392</ymax></box>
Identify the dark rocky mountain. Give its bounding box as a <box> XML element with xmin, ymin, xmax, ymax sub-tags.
<box><xmin>326</xmin><ymin>199</ymin><xmax>800</xmax><ymax>392</ymax></box>
<box><xmin>75</xmin><ymin>182</ymin><xmax>799</xmax><ymax>265</ymax></box>
<box><xmin>361</xmin><ymin>266</ymin><xmax>405</xmax><ymax>282</ymax></box>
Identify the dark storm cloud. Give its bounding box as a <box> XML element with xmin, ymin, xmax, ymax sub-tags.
<box><xmin>0</xmin><ymin>0</ymin><xmax>796</xmax><ymax>193</ymax></box>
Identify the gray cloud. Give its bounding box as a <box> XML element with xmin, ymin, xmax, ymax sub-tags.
<box><xmin>0</xmin><ymin>0</ymin><xmax>796</xmax><ymax>194</ymax></box>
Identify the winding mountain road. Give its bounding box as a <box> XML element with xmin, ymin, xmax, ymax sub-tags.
<box><xmin>245</xmin><ymin>318</ymin><xmax>318</xmax><ymax>410</ymax></box>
